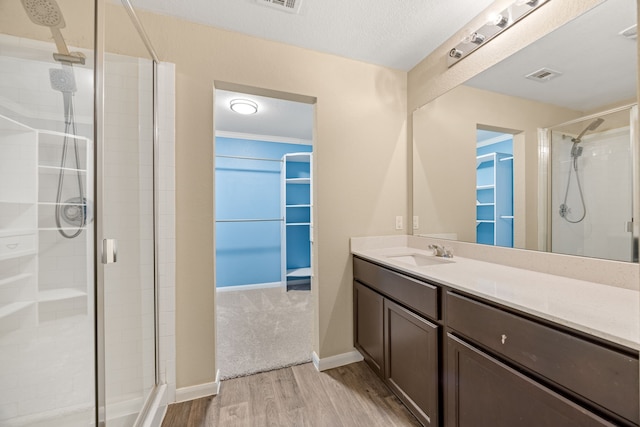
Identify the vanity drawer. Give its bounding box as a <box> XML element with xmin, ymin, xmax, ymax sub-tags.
<box><xmin>0</xmin><ymin>233</ymin><xmax>36</xmax><ymax>259</ymax></box>
<box><xmin>353</xmin><ymin>257</ymin><xmax>438</xmax><ymax>320</ymax></box>
<box><xmin>446</xmin><ymin>291</ymin><xmax>639</xmax><ymax>425</ymax></box>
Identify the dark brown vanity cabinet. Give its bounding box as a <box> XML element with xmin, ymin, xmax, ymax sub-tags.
<box><xmin>353</xmin><ymin>280</ymin><xmax>384</xmax><ymax>377</ymax></box>
<box><xmin>353</xmin><ymin>256</ymin><xmax>639</xmax><ymax>427</ymax></box>
<box><xmin>353</xmin><ymin>257</ymin><xmax>440</xmax><ymax>426</ymax></box>
<box><xmin>385</xmin><ymin>299</ymin><xmax>439</xmax><ymax>426</ymax></box>
<box><xmin>446</xmin><ymin>334</ymin><xmax>615</xmax><ymax>427</ymax></box>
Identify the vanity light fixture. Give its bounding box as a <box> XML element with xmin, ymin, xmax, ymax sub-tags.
<box><xmin>447</xmin><ymin>0</ymin><xmax>550</xmax><ymax>67</ymax></box>
<box><xmin>230</xmin><ymin>98</ymin><xmax>258</xmax><ymax>115</ymax></box>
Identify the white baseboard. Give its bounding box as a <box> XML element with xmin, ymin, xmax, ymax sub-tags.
<box><xmin>216</xmin><ymin>281</ymin><xmax>282</xmax><ymax>292</ymax></box>
<box><xmin>175</xmin><ymin>370</ymin><xmax>221</xmax><ymax>403</ymax></box>
<box><xmin>311</xmin><ymin>349</ymin><xmax>364</xmax><ymax>372</ymax></box>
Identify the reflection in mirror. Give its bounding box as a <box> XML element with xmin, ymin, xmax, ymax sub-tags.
<box><xmin>412</xmin><ymin>0</ymin><xmax>638</xmax><ymax>262</ymax></box>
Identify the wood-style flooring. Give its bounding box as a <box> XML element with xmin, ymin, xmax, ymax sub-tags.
<box><xmin>162</xmin><ymin>362</ymin><xmax>421</xmax><ymax>427</ymax></box>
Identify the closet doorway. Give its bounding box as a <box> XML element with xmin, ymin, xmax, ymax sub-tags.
<box><xmin>213</xmin><ymin>86</ymin><xmax>315</xmax><ymax>380</ymax></box>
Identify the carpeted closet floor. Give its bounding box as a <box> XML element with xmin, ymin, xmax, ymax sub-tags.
<box><xmin>216</xmin><ymin>286</ymin><xmax>312</xmax><ymax>380</ymax></box>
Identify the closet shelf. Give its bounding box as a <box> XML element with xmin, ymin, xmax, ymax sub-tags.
<box><xmin>0</xmin><ymin>229</ymin><xmax>35</xmax><ymax>238</ymax></box>
<box><xmin>286</xmin><ymin>204</ymin><xmax>311</xmax><ymax>208</ymax></box>
<box><xmin>476</xmin><ymin>220</ymin><xmax>495</xmax><ymax>224</ymax></box>
<box><xmin>286</xmin><ymin>178</ymin><xmax>310</xmax><ymax>185</ymax></box>
<box><xmin>38</xmin><ymin>165</ymin><xmax>87</xmax><ymax>174</ymax></box>
<box><xmin>0</xmin><ymin>273</ymin><xmax>32</xmax><ymax>287</ymax></box>
<box><xmin>0</xmin><ymin>199</ymin><xmax>35</xmax><ymax>205</ymax></box>
<box><xmin>39</xmin><ymin>288</ymin><xmax>87</xmax><ymax>302</ymax></box>
<box><xmin>500</xmin><ymin>215</ymin><xmax>514</xmax><ymax>219</ymax></box>
<box><xmin>286</xmin><ymin>222</ymin><xmax>310</xmax><ymax>226</ymax></box>
<box><xmin>476</xmin><ymin>185</ymin><xmax>495</xmax><ymax>190</ymax></box>
<box><xmin>0</xmin><ymin>249</ymin><xmax>36</xmax><ymax>261</ymax></box>
<box><xmin>287</xmin><ymin>267</ymin><xmax>311</xmax><ymax>278</ymax></box>
<box><xmin>476</xmin><ymin>202</ymin><xmax>495</xmax><ymax>206</ymax></box>
<box><xmin>0</xmin><ymin>301</ymin><xmax>34</xmax><ymax>319</ymax></box>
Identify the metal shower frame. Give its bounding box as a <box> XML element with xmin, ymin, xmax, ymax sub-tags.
<box><xmin>94</xmin><ymin>0</ymin><xmax>162</xmax><ymax>425</ymax></box>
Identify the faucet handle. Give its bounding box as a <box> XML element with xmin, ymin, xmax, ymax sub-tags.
<box><xmin>443</xmin><ymin>247</ymin><xmax>454</xmax><ymax>258</ymax></box>
<box><xmin>429</xmin><ymin>244</ymin><xmax>444</xmax><ymax>256</ymax></box>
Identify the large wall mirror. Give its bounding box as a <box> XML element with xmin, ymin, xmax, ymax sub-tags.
<box><xmin>412</xmin><ymin>0</ymin><xmax>638</xmax><ymax>262</ymax></box>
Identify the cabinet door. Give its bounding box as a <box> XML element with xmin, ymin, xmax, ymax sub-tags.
<box><xmin>446</xmin><ymin>334</ymin><xmax>615</xmax><ymax>427</ymax></box>
<box><xmin>385</xmin><ymin>299</ymin><xmax>439</xmax><ymax>426</ymax></box>
<box><xmin>354</xmin><ymin>281</ymin><xmax>384</xmax><ymax>377</ymax></box>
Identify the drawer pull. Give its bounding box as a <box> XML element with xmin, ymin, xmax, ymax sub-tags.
<box><xmin>6</xmin><ymin>243</ymin><xmax>18</xmax><ymax>250</ymax></box>
<box><xmin>501</xmin><ymin>334</ymin><xmax>507</xmax><ymax>345</ymax></box>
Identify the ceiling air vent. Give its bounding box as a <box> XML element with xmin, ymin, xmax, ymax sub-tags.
<box><xmin>619</xmin><ymin>24</ymin><xmax>638</xmax><ymax>39</ymax></box>
<box><xmin>257</xmin><ymin>0</ymin><xmax>303</xmax><ymax>14</ymax></box>
<box><xmin>525</xmin><ymin>68</ymin><xmax>563</xmax><ymax>83</ymax></box>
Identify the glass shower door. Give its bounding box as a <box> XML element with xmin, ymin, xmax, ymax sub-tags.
<box><xmin>0</xmin><ymin>1</ymin><xmax>96</xmax><ymax>426</ymax></box>
<box><xmin>101</xmin><ymin>53</ymin><xmax>156</xmax><ymax>427</ymax></box>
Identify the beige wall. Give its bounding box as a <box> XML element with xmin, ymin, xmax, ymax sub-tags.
<box><xmin>413</xmin><ymin>85</ymin><xmax>581</xmax><ymax>249</ymax></box>
<box><xmin>132</xmin><ymin>12</ymin><xmax>408</xmax><ymax>387</ymax></box>
<box><xmin>125</xmin><ymin>8</ymin><xmax>409</xmax><ymax>388</ymax></box>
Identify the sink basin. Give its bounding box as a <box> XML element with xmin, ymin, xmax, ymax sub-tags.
<box><xmin>386</xmin><ymin>253</ymin><xmax>454</xmax><ymax>267</ymax></box>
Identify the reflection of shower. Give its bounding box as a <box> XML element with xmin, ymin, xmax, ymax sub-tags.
<box><xmin>21</xmin><ymin>0</ymin><xmax>88</xmax><ymax>237</ymax></box>
<box><xmin>559</xmin><ymin>118</ymin><xmax>605</xmax><ymax>223</ymax></box>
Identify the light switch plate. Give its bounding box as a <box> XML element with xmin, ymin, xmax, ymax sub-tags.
<box><xmin>413</xmin><ymin>216</ymin><xmax>419</xmax><ymax>230</ymax></box>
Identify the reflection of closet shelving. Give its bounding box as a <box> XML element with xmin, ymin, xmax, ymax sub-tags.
<box><xmin>0</xmin><ymin>114</ymin><xmax>38</xmax><ymax>325</ymax></box>
<box><xmin>0</xmin><ymin>114</ymin><xmax>93</xmax><ymax>328</ymax></box>
<box><xmin>281</xmin><ymin>153</ymin><xmax>312</xmax><ymax>287</ymax></box>
<box><xmin>476</xmin><ymin>152</ymin><xmax>513</xmax><ymax>247</ymax></box>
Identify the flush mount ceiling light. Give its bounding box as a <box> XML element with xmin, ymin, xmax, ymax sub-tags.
<box><xmin>230</xmin><ymin>98</ymin><xmax>258</xmax><ymax>115</ymax></box>
<box><xmin>447</xmin><ymin>0</ymin><xmax>550</xmax><ymax>67</ymax></box>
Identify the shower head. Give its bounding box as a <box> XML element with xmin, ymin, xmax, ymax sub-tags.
<box><xmin>572</xmin><ymin>118</ymin><xmax>605</xmax><ymax>143</ymax></box>
<box><xmin>20</xmin><ymin>0</ymin><xmax>86</xmax><ymax>65</ymax></box>
<box><xmin>49</xmin><ymin>68</ymin><xmax>76</xmax><ymax>93</ymax></box>
<box><xmin>21</xmin><ymin>0</ymin><xmax>65</xmax><ymax>28</ymax></box>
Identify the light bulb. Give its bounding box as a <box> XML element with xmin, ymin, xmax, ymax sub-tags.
<box><xmin>462</xmin><ymin>32</ymin><xmax>486</xmax><ymax>45</ymax></box>
<box><xmin>490</xmin><ymin>14</ymin><xmax>509</xmax><ymax>28</ymax></box>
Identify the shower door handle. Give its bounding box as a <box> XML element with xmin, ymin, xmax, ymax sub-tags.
<box><xmin>102</xmin><ymin>239</ymin><xmax>118</xmax><ymax>264</ymax></box>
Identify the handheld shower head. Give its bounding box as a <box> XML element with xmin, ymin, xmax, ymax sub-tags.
<box><xmin>20</xmin><ymin>0</ymin><xmax>86</xmax><ymax>65</ymax></box>
<box><xmin>572</xmin><ymin>118</ymin><xmax>605</xmax><ymax>143</ymax></box>
<box><xmin>49</xmin><ymin>68</ymin><xmax>76</xmax><ymax>93</ymax></box>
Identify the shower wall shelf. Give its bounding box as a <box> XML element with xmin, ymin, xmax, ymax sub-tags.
<box><xmin>281</xmin><ymin>152</ymin><xmax>313</xmax><ymax>289</ymax></box>
<box><xmin>476</xmin><ymin>152</ymin><xmax>513</xmax><ymax>248</ymax></box>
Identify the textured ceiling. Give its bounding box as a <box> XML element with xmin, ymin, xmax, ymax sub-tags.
<box><xmin>130</xmin><ymin>0</ymin><xmax>495</xmax><ymax>71</ymax></box>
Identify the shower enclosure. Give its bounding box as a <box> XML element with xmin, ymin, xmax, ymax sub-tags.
<box><xmin>0</xmin><ymin>0</ymin><xmax>170</xmax><ymax>425</ymax></box>
<box><xmin>543</xmin><ymin>105</ymin><xmax>638</xmax><ymax>262</ymax></box>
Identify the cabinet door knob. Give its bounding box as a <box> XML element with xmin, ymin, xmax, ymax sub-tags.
<box><xmin>501</xmin><ymin>334</ymin><xmax>507</xmax><ymax>344</ymax></box>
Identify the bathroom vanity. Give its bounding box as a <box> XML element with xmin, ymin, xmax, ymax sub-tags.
<box><xmin>352</xmin><ymin>240</ymin><xmax>639</xmax><ymax>427</ymax></box>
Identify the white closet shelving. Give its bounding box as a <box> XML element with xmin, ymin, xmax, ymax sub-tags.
<box><xmin>281</xmin><ymin>152</ymin><xmax>312</xmax><ymax>289</ymax></box>
<box><xmin>0</xmin><ymin>115</ymin><xmax>38</xmax><ymax>326</ymax></box>
<box><xmin>476</xmin><ymin>152</ymin><xmax>513</xmax><ymax>247</ymax></box>
<box><xmin>0</xmin><ymin>114</ymin><xmax>93</xmax><ymax>329</ymax></box>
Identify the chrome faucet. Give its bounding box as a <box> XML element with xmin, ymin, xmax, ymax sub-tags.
<box><xmin>429</xmin><ymin>244</ymin><xmax>454</xmax><ymax>258</ymax></box>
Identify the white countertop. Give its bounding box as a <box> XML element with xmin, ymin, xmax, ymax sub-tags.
<box><xmin>352</xmin><ymin>244</ymin><xmax>640</xmax><ymax>350</ymax></box>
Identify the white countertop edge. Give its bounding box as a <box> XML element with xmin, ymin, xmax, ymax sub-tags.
<box><xmin>351</xmin><ymin>245</ymin><xmax>640</xmax><ymax>351</ymax></box>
